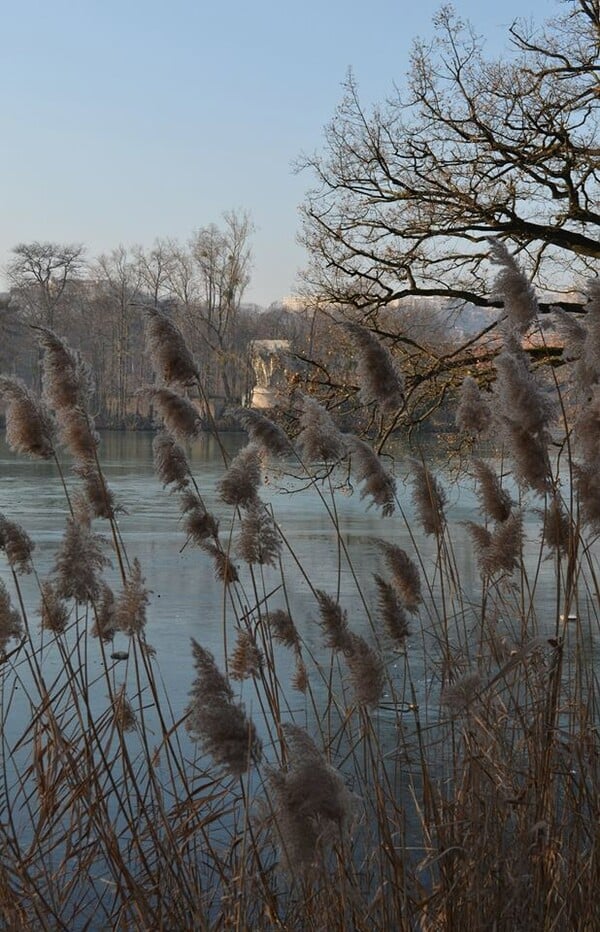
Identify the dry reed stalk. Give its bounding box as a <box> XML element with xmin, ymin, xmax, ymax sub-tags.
<box><xmin>186</xmin><ymin>639</ymin><xmax>261</xmax><ymax>776</ymax></box>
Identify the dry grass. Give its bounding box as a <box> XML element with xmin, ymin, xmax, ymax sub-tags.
<box><xmin>0</xmin><ymin>267</ymin><xmax>599</xmax><ymax>930</ymax></box>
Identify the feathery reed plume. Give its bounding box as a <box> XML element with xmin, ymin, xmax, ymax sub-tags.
<box><xmin>229</xmin><ymin>629</ymin><xmax>264</xmax><ymax>680</ymax></box>
<box><xmin>577</xmin><ymin>280</ymin><xmax>600</xmax><ymax>392</ymax></box>
<box><xmin>574</xmin><ymin>464</ymin><xmax>600</xmax><ymax>533</ymax></box>
<box><xmin>316</xmin><ymin>590</ymin><xmax>352</xmax><ymax>652</ymax></box>
<box><xmin>343</xmin><ymin>322</ymin><xmax>404</xmax><ymax>411</ymax></box>
<box><xmin>502</xmin><ymin>421</ymin><xmax>552</xmax><ymax>493</ymax></box>
<box><xmin>0</xmin><ymin>377</ymin><xmax>55</xmax><ymax>458</ymax></box>
<box><xmin>235</xmin><ymin>499</ymin><xmax>281</xmax><ymax>566</ymax></box>
<box><xmin>234</xmin><ymin>407</ymin><xmax>293</xmax><ymax>457</ymax></box>
<box><xmin>115</xmin><ymin>559</ymin><xmax>149</xmax><ymax>637</ymax></box>
<box><xmin>316</xmin><ymin>590</ymin><xmax>384</xmax><ymax>705</ymax></box>
<box><xmin>489</xmin><ymin>239</ymin><xmax>538</xmax><ymax>336</ymax></box>
<box><xmin>37</xmin><ymin>328</ymin><xmax>94</xmax><ymax>411</ymax></box>
<box><xmin>112</xmin><ymin>685</ymin><xmax>137</xmax><ymax>734</ymax></box>
<box><xmin>266</xmin><ymin>723</ymin><xmax>355</xmax><ymax>871</ymax></box>
<box><xmin>291</xmin><ymin>657</ymin><xmax>308</xmax><ymax>692</ymax></box>
<box><xmin>575</xmin><ymin>384</ymin><xmax>600</xmax><ymax>464</ymax></box>
<box><xmin>346</xmin><ymin>435</ymin><xmax>396</xmax><ymax>516</ymax></box>
<box><xmin>466</xmin><ymin>512</ymin><xmax>524</xmax><ymax>577</ymax></box>
<box><xmin>472</xmin><ymin>459</ymin><xmax>513</xmax><ymax>522</ymax></box>
<box><xmin>538</xmin><ymin>495</ymin><xmax>571</xmax><ymax>555</ymax></box>
<box><xmin>38</xmin><ymin>580</ymin><xmax>69</xmax><ymax>634</ymax></box>
<box><xmin>150</xmin><ymin>388</ymin><xmax>202</xmax><ymax>442</ymax></box>
<box><xmin>374</xmin><ymin>540</ymin><xmax>422</xmax><ymax>612</ymax></box>
<box><xmin>145</xmin><ymin>308</ymin><xmax>198</xmax><ymax>386</ymax></box>
<box><xmin>373</xmin><ymin>574</ymin><xmax>412</xmax><ymax>648</ymax></box>
<box><xmin>54</xmin><ymin>514</ymin><xmax>111</xmax><ymax>603</ymax></box>
<box><xmin>200</xmin><ymin>541</ymin><xmax>239</xmax><ymax>584</ymax></box>
<box><xmin>494</xmin><ymin>349</ymin><xmax>555</xmax><ymax>437</ymax></box>
<box><xmin>0</xmin><ymin>515</ymin><xmax>34</xmax><ymax>574</ymax></box>
<box><xmin>410</xmin><ymin>459</ymin><xmax>447</xmax><ymax>537</ymax></box>
<box><xmin>345</xmin><ymin>632</ymin><xmax>385</xmax><ymax>707</ymax></box>
<box><xmin>552</xmin><ymin>307</ymin><xmax>586</xmax><ymax>362</ymax></box>
<box><xmin>57</xmin><ymin>408</ymin><xmax>99</xmax><ymax>463</ymax></box>
<box><xmin>153</xmin><ymin>431</ymin><xmax>190</xmax><ymax>490</ymax></box>
<box><xmin>296</xmin><ymin>395</ymin><xmax>346</xmax><ymax>463</ymax></box>
<box><xmin>0</xmin><ymin>580</ymin><xmax>23</xmax><ymax>650</ymax></box>
<box><xmin>73</xmin><ymin>462</ymin><xmax>116</xmax><ymax>519</ymax></box>
<box><xmin>264</xmin><ymin>609</ymin><xmax>300</xmax><ymax>651</ymax></box>
<box><xmin>440</xmin><ymin>672</ymin><xmax>483</xmax><ymax>716</ymax></box>
<box><xmin>91</xmin><ymin>584</ymin><xmax>117</xmax><ymax>642</ymax></box>
<box><xmin>186</xmin><ymin>638</ymin><xmax>261</xmax><ymax>775</ymax></box>
<box><xmin>181</xmin><ymin>497</ymin><xmax>220</xmax><ymax>545</ymax></box>
<box><xmin>218</xmin><ymin>443</ymin><xmax>262</xmax><ymax>507</ymax></box>
<box><xmin>455</xmin><ymin>376</ymin><xmax>492</xmax><ymax>436</ymax></box>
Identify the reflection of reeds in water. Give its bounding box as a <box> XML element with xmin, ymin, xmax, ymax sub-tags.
<box><xmin>0</xmin><ymin>248</ymin><xmax>599</xmax><ymax>929</ymax></box>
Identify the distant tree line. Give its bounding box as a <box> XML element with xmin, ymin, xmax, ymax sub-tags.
<box><xmin>1</xmin><ymin>212</ymin><xmax>313</xmax><ymax>428</ymax></box>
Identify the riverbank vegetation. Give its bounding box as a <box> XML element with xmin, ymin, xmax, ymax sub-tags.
<box><xmin>0</xmin><ymin>241</ymin><xmax>599</xmax><ymax>929</ymax></box>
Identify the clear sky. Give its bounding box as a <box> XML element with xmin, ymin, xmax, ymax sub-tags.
<box><xmin>1</xmin><ymin>0</ymin><xmax>555</xmax><ymax>306</ymax></box>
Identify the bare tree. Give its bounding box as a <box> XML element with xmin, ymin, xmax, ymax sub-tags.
<box><xmin>299</xmin><ymin>0</ymin><xmax>599</xmax><ymax>315</ymax></box>
<box><xmin>6</xmin><ymin>241</ymin><xmax>86</xmax><ymax>329</ymax></box>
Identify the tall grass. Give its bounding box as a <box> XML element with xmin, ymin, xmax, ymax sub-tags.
<box><xmin>0</xmin><ymin>247</ymin><xmax>599</xmax><ymax>930</ymax></box>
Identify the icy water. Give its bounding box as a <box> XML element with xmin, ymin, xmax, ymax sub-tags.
<box><xmin>0</xmin><ymin>429</ymin><xmax>572</xmax><ymax>718</ymax></box>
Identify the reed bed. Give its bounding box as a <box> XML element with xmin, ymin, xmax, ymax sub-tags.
<box><xmin>0</xmin><ymin>246</ymin><xmax>599</xmax><ymax>930</ymax></box>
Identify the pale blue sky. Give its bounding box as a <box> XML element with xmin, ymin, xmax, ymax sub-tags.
<box><xmin>1</xmin><ymin>0</ymin><xmax>554</xmax><ymax>305</ymax></box>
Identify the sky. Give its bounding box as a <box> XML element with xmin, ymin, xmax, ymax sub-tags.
<box><xmin>1</xmin><ymin>0</ymin><xmax>555</xmax><ymax>306</ymax></box>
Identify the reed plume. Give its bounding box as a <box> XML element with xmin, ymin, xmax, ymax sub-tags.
<box><xmin>538</xmin><ymin>495</ymin><xmax>571</xmax><ymax>555</ymax></box>
<box><xmin>266</xmin><ymin>723</ymin><xmax>355</xmax><ymax>871</ymax></box>
<box><xmin>466</xmin><ymin>511</ymin><xmax>524</xmax><ymax>577</ymax></box>
<box><xmin>91</xmin><ymin>584</ymin><xmax>117</xmax><ymax>642</ymax></box>
<box><xmin>200</xmin><ymin>541</ymin><xmax>239</xmax><ymax>584</ymax></box>
<box><xmin>57</xmin><ymin>408</ymin><xmax>99</xmax><ymax>463</ymax></box>
<box><xmin>344</xmin><ymin>321</ymin><xmax>404</xmax><ymax>412</ymax></box>
<box><xmin>115</xmin><ymin>559</ymin><xmax>149</xmax><ymax>637</ymax></box>
<box><xmin>150</xmin><ymin>388</ymin><xmax>202</xmax><ymax>441</ymax></box>
<box><xmin>472</xmin><ymin>459</ymin><xmax>512</xmax><ymax>522</ymax></box>
<box><xmin>54</xmin><ymin>513</ymin><xmax>111</xmax><ymax>603</ymax></box>
<box><xmin>181</xmin><ymin>496</ymin><xmax>219</xmax><ymax>545</ymax></box>
<box><xmin>345</xmin><ymin>632</ymin><xmax>385</xmax><ymax>707</ymax></box>
<box><xmin>0</xmin><ymin>580</ymin><xmax>23</xmax><ymax>650</ymax></box>
<box><xmin>494</xmin><ymin>349</ymin><xmax>555</xmax><ymax>437</ymax></box>
<box><xmin>264</xmin><ymin>609</ymin><xmax>300</xmax><ymax>651</ymax></box>
<box><xmin>186</xmin><ymin>638</ymin><xmax>261</xmax><ymax>776</ymax></box>
<box><xmin>410</xmin><ymin>459</ymin><xmax>447</xmax><ymax>537</ymax></box>
<box><xmin>501</xmin><ymin>421</ymin><xmax>551</xmax><ymax>493</ymax></box>
<box><xmin>145</xmin><ymin>308</ymin><xmax>198</xmax><ymax>386</ymax></box>
<box><xmin>0</xmin><ymin>377</ymin><xmax>55</xmax><ymax>459</ymax></box>
<box><xmin>153</xmin><ymin>431</ymin><xmax>190</xmax><ymax>490</ymax></box>
<box><xmin>112</xmin><ymin>685</ymin><xmax>137</xmax><ymax>734</ymax></box>
<box><xmin>489</xmin><ymin>239</ymin><xmax>538</xmax><ymax>337</ymax></box>
<box><xmin>346</xmin><ymin>435</ymin><xmax>396</xmax><ymax>516</ymax></box>
<box><xmin>37</xmin><ymin>327</ymin><xmax>94</xmax><ymax>411</ymax></box>
<box><xmin>374</xmin><ymin>540</ymin><xmax>422</xmax><ymax>612</ymax></box>
<box><xmin>574</xmin><ymin>463</ymin><xmax>600</xmax><ymax>533</ymax></box>
<box><xmin>455</xmin><ymin>376</ymin><xmax>491</xmax><ymax>436</ymax></box>
<box><xmin>73</xmin><ymin>462</ymin><xmax>116</xmax><ymax>519</ymax></box>
<box><xmin>218</xmin><ymin>444</ymin><xmax>262</xmax><ymax>507</ymax></box>
<box><xmin>0</xmin><ymin>515</ymin><xmax>34</xmax><ymax>574</ymax></box>
<box><xmin>235</xmin><ymin>499</ymin><xmax>281</xmax><ymax>567</ymax></box>
<box><xmin>316</xmin><ymin>590</ymin><xmax>352</xmax><ymax>652</ymax></box>
<box><xmin>440</xmin><ymin>672</ymin><xmax>483</xmax><ymax>716</ymax></box>
<box><xmin>291</xmin><ymin>657</ymin><xmax>308</xmax><ymax>692</ymax></box>
<box><xmin>574</xmin><ymin>384</ymin><xmax>600</xmax><ymax>464</ymax></box>
<box><xmin>234</xmin><ymin>407</ymin><xmax>293</xmax><ymax>457</ymax></box>
<box><xmin>373</xmin><ymin>574</ymin><xmax>412</xmax><ymax>648</ymax></box>
<box><xmin>38</xmin><ymin>580</ymin><xmax>69</xmax><ymax>635</ymax></box>
<box><xmin>228</xmin><ymin>629</ymin><xmax>264</xmax><ymax>680</ymax></box>
<box><xmin>296</xmin><ymin>395</ymin><xmax>345</xmax><ymax>463</ymax></box>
